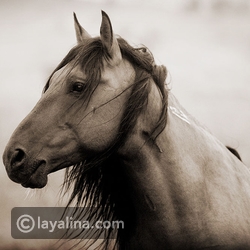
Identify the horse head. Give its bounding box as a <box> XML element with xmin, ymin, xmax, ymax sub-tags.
<box><xmin>3</xmin><ymin>11</ymin><xmax>139</xmax><ymax>188</ymax></box>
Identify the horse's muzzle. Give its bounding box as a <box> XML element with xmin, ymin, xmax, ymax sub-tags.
<box><xmin>3</xmin><ymin>145</ymin><xmax>48</xmax><ymax>188</ymax></box>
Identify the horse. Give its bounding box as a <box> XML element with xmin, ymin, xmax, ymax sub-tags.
<box><xmin>3</xmin><ymin>11</ymin><xmax>250</xmax><ymax>250</ymax></box>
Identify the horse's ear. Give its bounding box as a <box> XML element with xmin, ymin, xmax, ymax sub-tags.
<box><xmin>100</xmin><ymin>11</ymin><xmax>122</xmax><ymax>65</ymax></box>
<box><xmin>73</xmin><ymin>12</ymin><xmax>91</xmax><ymax>44</ymax></box>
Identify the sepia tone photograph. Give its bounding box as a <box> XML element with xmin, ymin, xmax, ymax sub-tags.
<box><xmin>1</xmin><ymin>0</ymin><xmax>250</xmax><ymax>249</ymax></box>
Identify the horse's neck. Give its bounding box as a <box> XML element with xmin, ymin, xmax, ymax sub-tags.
<box><xmin>118</xmin><ymin>86</ymin><xmax>250</xmax><ymax>249</ymax></box>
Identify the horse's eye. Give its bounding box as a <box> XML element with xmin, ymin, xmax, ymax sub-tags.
<box><xmin>71</xmin><ymin>82</ymin><xmax>85</xmax><ymax>93</ymax></box>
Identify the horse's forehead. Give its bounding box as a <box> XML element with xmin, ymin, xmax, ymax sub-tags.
<box><xmin>101</xmin><ymin>59</ymin><xmax>135</xmax><ymax>84</ymax></box>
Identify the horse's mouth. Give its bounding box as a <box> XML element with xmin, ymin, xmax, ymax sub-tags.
<box><xmin>21</xmin><ymin>161</ymin><xmax>72</xmax><ymax>189</ymax></box>
<box><xmin>21</xmin><ymin>161</ymin><xmax>48</xmax><ymax>189</ymax></box>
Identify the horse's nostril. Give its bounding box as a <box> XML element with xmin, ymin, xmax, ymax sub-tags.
<box><xmin>11</xmin><ymin>149</ymin><xmax>26</xmax><ymax>168</ymax></box>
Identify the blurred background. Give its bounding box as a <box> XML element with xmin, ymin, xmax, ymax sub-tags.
<box><xmin>0</xmin><ymin>0</ymin><xmax>249</xmax><ymax>249</ymax></box>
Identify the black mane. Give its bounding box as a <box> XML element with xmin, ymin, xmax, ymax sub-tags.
<box><xmin>48</xmin><ymin>37</ymin><xmax>168</xmax><ymax>249</ymax></box>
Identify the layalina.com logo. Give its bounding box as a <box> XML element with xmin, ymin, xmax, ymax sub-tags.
<box><xmin>16</xmin><ymin>214</ymin><xmax>115</xmax><ymax>233</ymax></box>
<box><xmin>12</xmin><ymin>207</ymin><xmax>124</xmax><ymax>239</ymax></box>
